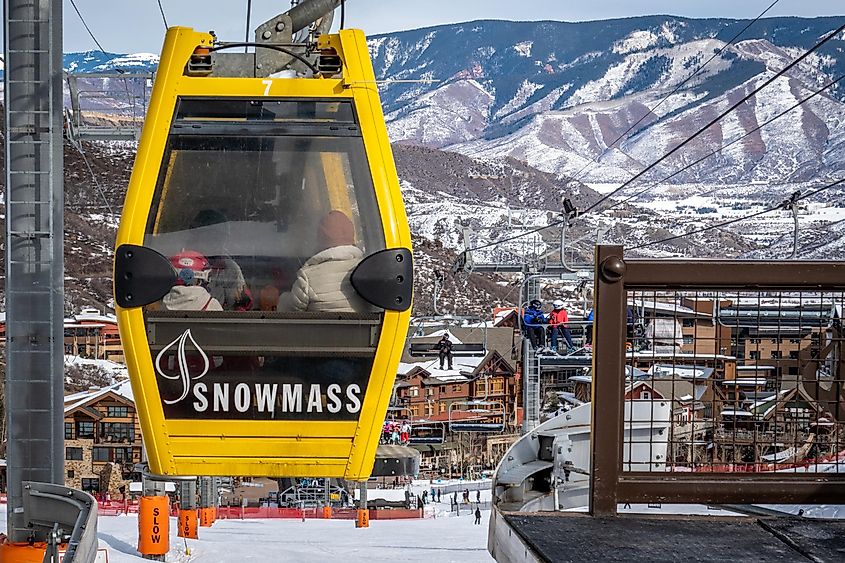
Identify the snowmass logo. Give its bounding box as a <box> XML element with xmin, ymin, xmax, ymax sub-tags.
<box><xmin>154</xmin><ymin>329</ymin><xmax>209</xmax><ymax>405</ymax></box>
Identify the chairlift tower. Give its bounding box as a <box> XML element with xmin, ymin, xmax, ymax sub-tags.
<box><xmin>454</xmin><ymin>201</ymin><xmax>596</xmax><ymax>434</ymax></box>
<box><xmin>4</xmin><ymin>0</ymin><xmax>65</xmax><ymax>544</ymax></box>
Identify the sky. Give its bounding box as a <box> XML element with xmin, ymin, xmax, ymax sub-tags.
<box><xmin>60</xmin><ymin>0</ymin><xmax>845</xmax><ymax>54</ymax></box>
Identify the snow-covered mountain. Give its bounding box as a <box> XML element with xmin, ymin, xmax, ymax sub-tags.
<box><xmin>63</xmin><ymin>51</ymin><xmax>159</xmax><ymax>74</ymax></box>
<box><xmin>55</xmin><ymin>16</ymin><xmax>845</xmax><ymax>188</ymax></box>
<box><xmin>371</xmin><ymin>16</ymin><xmax>845</xmax><ymax>185</ymax></box>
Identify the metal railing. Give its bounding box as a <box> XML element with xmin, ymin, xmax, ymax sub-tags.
<box><xmin>590</xmin><ymin>245</ymin><xmax>845</xmax><ymax>515</ymax></box>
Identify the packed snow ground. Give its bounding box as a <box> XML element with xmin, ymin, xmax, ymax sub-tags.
<box><xmin>99</xmin><ymin>512</ymin><xmax>493</xmax><ymax>562</ymax></box>
<box><xmin>0</xmin><ymin>481</ymin><xmax>494</xmax><ymax>562</ymax></box>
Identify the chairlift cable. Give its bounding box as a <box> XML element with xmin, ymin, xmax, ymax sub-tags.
<box><xmin>69</xmin><ymin>0</ymin><xmax>107</xmax><ymax>53</ymax></box>
<box><xmin>156</xmin><ymin>0</ymin><xmax>169</xmax><ymax>29</ymax></box>
<box><xmin>244</xmin><ymin>0</ymin><xmax>253</xmax><ymax>53</ymax></box>
<box><xmin>600</xmin><ymin>71</ymin><xmax>845</xmax><ymax>216</ymax></box>
<box><xmin>463</xmin><ymin>21</ymin><xmax>845</xmax><ymax>255</ymax></box>
<box><xmin>582</xmin><ymin>21</ymin><xmax>845</xmax><ymax>215</ymax></box>
<box><xmin>566</xmin><ymin>0</ymin><xmax>781</xmax><ymax>186</ymax></box>
<box><xmin>72</xmin><ymin>142</ymin><xmax>116</xmax><ymax>218</ymax></box>
<box><xmin>627</xmin><ymin>178</ymin><xmax>845</xmax><ymax>251</ymax></box>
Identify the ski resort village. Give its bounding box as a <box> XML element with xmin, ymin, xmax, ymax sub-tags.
<box><xmin>1</xmin><ymin>1</ymin><xmax>845</xmax><ymax>562</ymax></box>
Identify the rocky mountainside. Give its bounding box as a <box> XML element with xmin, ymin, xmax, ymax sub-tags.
<box><xmin>0</xmin><ymin>133</ymin><xmax>133</xmax><ymax>312</ymax></box>
<box><xmin>372</xmin><ymin>16</ymin><xmax>845</xmax><ymax>185</ymax></box>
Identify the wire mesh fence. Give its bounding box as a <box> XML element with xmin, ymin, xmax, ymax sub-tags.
<box><xmin>591</xmin><ymin>247</ymin><xmax>845</xmax><ymax>513</ymax></box>
<box><xmin>623</xmin><ymin>289</ymin><xmax>844</xmax><ymax>475</ymax></box>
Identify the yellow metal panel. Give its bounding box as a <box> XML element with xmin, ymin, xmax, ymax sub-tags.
<box><xmin>320</xmin><ymin>151</ymin><xmax>354</xmax><ymax>216</ymax></box>
<box><xmin>116</xmin><ymin>27</ymin><xmax>411</xmax><ymax>479</ymax></box>
<box><xmin>169</xmin><ymin>438</ymin><xmax>353</xmax><ymax>459</ymax></box>
<box><xmin>171</xmin><ymin>458</ymin><xmax>350</xmax><ymax>478</ymax></box>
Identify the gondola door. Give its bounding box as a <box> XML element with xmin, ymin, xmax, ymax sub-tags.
<box><xmin>114</xmin><ymin>28</ymin><xmax>412</xmax><ymax>479</ymax></box>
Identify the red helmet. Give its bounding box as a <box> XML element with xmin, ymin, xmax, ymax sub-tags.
<box><xmin>170</xmin><ymin>250</ymin><xmax>211</xmax><ymax>286</ymax></box>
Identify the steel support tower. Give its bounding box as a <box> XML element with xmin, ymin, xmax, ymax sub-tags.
<box><xmin>4</xmin><ymin>0</ymin><xmax>64</xmax><ymax>542</ymax></box>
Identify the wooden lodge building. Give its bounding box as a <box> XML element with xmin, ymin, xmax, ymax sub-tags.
<box><xmin>63</xmin><ymin>384</ymin><xmax>142</xmax><ymax>496</ymax></box>
<box><xmin>395</xmin><ymin>326</ymin><xmax>521</xmax><ymax>475</ymax></box>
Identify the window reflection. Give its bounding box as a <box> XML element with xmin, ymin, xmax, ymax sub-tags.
<box><xmin>140</xmin><ymin>98</ymin><xmax>387</xmax><ymax>420</ymax></box>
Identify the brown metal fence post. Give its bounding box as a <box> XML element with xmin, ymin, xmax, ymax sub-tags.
<box><xmin>590</xmin><ymin>245</ymin><xmax>627</xmax><ymax>516</ymax></box>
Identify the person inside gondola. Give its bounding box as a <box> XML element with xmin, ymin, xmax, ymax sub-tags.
<box><xmin>277</xmin><ymin>209</ymin><xmax>371</xmax><ymax>313</ymax></box>
<box><xmin>188</xmin><ymin>209</ymin><xmax>253</xmax><ymax>311</ymax></box>
<box><xmin>161</xmin><ymin>251</ymin><xmax>223</xmax><ymax>312</ymax></box>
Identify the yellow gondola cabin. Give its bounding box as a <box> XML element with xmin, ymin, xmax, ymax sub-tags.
<box><xmin>114</xmin><ymin>27</ymin><xmax>412</xmax><ymax>480</ymax></box>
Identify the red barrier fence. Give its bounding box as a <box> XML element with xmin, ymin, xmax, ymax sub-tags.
<box><xmin>0</xmin><ymin>497</ymin><xmax>428</xmax><ymax>520</ymax></box>
<box><xmin>211</xmin><ymin>506</ymin><xmax>424</xmax><ymax>520</ymax></box>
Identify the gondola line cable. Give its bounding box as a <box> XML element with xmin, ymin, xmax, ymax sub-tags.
<box><xmin>244</xmin><ymin>0</ymin><xmax>253</xmax><ymax>53</ymax></box>
<box><xmin>627</xmin><ymin>178</ymin><xmax>845</xmax><ymax>251</ymax></box>
<box><xmin>567</xmin><ymin>0</ymin><xmax>781</xmax><ymax>185</ymax></box>
<box><xmin>156</xmin><ymin>0</ymin><xmax>169</xmax><ymax>29</ymax></box>
<box><xmin>69</xmin><ymin>0</ymin><xmax>106</xmax><ymax>53</ymax></box>
<box><xmin>582</xmin><ymin>21</ymin><xmax>845</xmax><ymax>215</ymax></box>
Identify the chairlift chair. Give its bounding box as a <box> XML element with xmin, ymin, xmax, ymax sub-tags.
<box><xmin>65</xmin><ymin>72</ymin><xmax>154</xmax><ymax>142</ymax></box>
<box><xmin>407</xmin><ymin>315</ymin><xmax>489</xmax><ymax>358</ymax></box>
<box><xmin>409</xmin><ymin>421</ymin><xmax>446</xmax><ymax>445</ymax></box>
<box><xmin>448</xmin><ymin>400</ymin><xmax>505</xmax><ymax>433</ymax></box>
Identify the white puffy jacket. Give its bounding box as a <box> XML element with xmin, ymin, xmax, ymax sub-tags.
<box><xmin>277</xmin><ymin>245</ymin><xmax>371</xmax><ymax>313</ymax></box>
<box><xmin>161</xmin><ymin>285</ymin><xmax>223</xmax><ymax>311</ymax></box>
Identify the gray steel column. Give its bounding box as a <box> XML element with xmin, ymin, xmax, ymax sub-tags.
<box><xmin>4</xmin><ymin>0</ymin><xmax>64</xmax><ymax>542</ymax></box>
<box><xmin>179</xmin><ymin>480</ymin><xmax>197</xmax><ymax>510</ymax></box>
<box><xmin>521</xmin><ymin>275</ymin><xmax>542</xmax><ymax>433</ymax></box>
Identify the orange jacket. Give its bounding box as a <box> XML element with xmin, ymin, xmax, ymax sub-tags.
<box><xmin>549</xmin><ymin>309</ymin><xmax>569</xmax><ymax>327</ymax></box>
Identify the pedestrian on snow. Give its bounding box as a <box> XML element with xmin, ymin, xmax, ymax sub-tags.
<box><xmin>187</xmin><ymin>209</ymin><xmax>252</xmax><ymax>311</ymax></box>
<box><xmin>548</xmin><ymin>299</ymin><xmax>576</xmax><ymax>353</ymax></box>
<box><xmin>476</xmin><ymin>490</ymin><xmax>481</xmax><ymax>503</ymax></box>
<box><xmin>437</xmin><ymin>334</ymin><xmax>454</xmax><ymax>370</ymax></box>
<box><xmin>417</xmin><ymin>494</ymin><xmax>423</xmax><ymax>508</ymax></box>
<box><xmin>523</xmin><ymin>299</ymin><xmax>547</xmax><ymax>349</ymax></box>
<box><xmin>422</xmin><ymin>490</ymin><xmax>428</xmax><ymax>504</ymax></box>
<box><xmin>437</xmin><ymin>489</ymin><xmax>441</xmax><ymax>503</ymax></box>
<box><xmin>474</xmin><ymin>507</ymin><xmax>482</xmax><ymax>525</ymax></box>
<box><xmin>431</xmin><ymin>486</ymin><xmax>436</xmax><ymax>500</ymax></box>
<box><xmin>453</xmin><ymin>492</ymin><xmax>458</xmax><ymax>506</ymax></box>
<box><xmin>464</xmin><ymin>488</ymin><xmax>470</xmax><ymax>503</ymax></box>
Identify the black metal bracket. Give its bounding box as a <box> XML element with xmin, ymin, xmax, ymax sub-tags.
<box><xmin>351</xmin><ymin>248</ymin><xmax>413</xmax><ymax>312</ymax></box>
<box><xmin>113</xmin><ymin>244</ymin><xmax>176</xmax><ymax>308</ymax></box>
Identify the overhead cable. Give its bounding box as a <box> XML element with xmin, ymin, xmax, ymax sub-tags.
<box><xmin>156</xmin><ymin>0</ymin><xmax>169</xmax><ymax>29</ymax></box>
<box><xmin>601</xmin><ymin>71</ymin><xmax>845</xmax><ymax>215</ymax></box>
<box><xmin>582</xmin><ymin>21</ymin><xmax>845</xmax><ymax>215</ymax></box>
<box><xmin>69</xmin><ymin>0</ymin><xmax>106</xmax><ymax>53</ymax></box>
<box><xmin>69</xmin><ymin>141</ymin><xmax>116</xmax><ymax>217</ymax></box>
<box><xmin>245</xmin><ymin>0</ymin><xmax>253</xmax><ymax>52</ymax></box>
<box><xmin>567</xmin><ymin>0</ymin><xmax>781</xmax><ymax>185</ymax></box>
<box><xmin>627</xmin><ymin>178</ymin><xmax>845</xmax><ymax>251</ymax></box>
